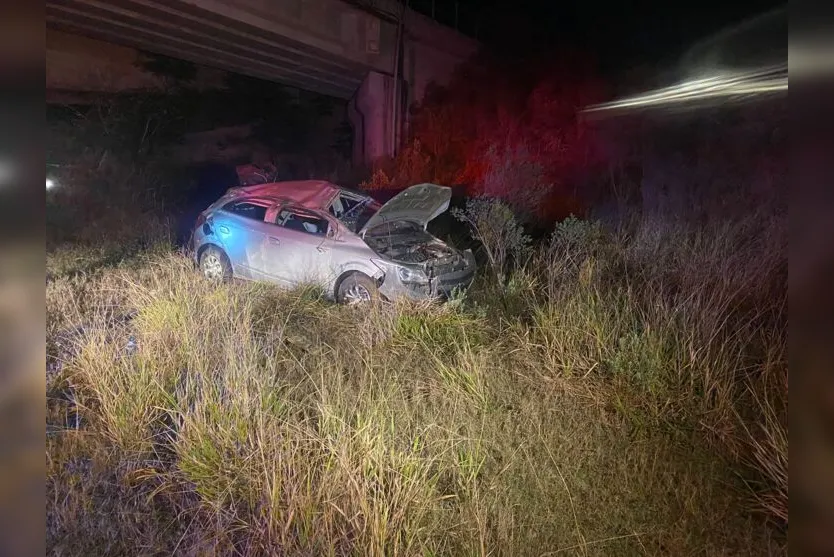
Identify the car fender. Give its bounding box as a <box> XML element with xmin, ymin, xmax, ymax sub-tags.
<box><xmin>332</xmin><ymin>259</ymin><xmax>384</xmax><ymax>283</ymax></box>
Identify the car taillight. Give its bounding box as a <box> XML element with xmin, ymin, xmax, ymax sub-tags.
<box><xmin>195</xmin><ymin>212</ymin><xmax>207</xmax><ymax>229</ymax></box>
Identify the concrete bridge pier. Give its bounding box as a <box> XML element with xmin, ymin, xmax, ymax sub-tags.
<box><xmin>348</xmin><ymin>70</ymin><xmax>403</xmax><ymax>165</ymax></box>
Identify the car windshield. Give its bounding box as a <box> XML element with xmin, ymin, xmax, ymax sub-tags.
<box><xmin>336</xmin><ymin>197</ymin><xmax>380</xmax><ymax>232</ymax></box>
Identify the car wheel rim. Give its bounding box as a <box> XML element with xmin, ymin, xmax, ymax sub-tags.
<box><xmin>203</xmin><ymin>254</ymin><xmax>223</xmax><ymax>280</ymax></box>
<box><xmin>343</xmin><ymin>283</ymin><xmax>371</xmax><ymax>304</ymax></box>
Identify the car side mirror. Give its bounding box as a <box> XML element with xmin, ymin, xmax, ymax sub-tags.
<box><xmin>326</xmin><ymin>226</ymin><xmax>337</xmax><ymax>240</ymax></box>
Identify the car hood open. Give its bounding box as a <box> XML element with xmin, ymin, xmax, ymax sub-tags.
<box><xmin>360</xmin><ymin>183</ymin><xmax>452</xmax><ymax>235</ymax></box>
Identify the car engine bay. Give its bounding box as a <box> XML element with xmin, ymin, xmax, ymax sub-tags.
<box><xmin>363</xmin><ymin>223</ymin><xmax>465</xmax><ymax>273</ymax></box>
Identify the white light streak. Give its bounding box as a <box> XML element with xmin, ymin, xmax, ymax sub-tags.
<box><xmin>583</xmin><ymin>65</ymin><xmax>787</xmax><ymax>113</ymax></box>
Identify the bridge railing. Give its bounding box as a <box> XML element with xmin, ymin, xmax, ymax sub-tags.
<box><xmin>346</xmin><ymin>0</ymin><xmax>480</xmax><ymax>39</ymax></box>
<box><xmin>407</xmin><ymin>0</ymin><xmax>479</xmax><ymax>38</ymax></box>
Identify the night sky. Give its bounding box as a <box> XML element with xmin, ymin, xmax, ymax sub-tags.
<box><xmin>452</xmin><ymin>0</ymin><xmax>785</xmax><ymax>74</ymax></box>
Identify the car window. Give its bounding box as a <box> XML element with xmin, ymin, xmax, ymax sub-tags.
<box><xmin>330</xmin><ymin>194</ymin><xmax>379</xmax><ymax>232</ymax></box>
<box><xmin>329</xmin><ymin>194</ymin><xmax>363</xmax><ymax>218</ymax></box>
<box><xmin>223</xmin><ymin>201</ymin><xmax>268</xmax><ymax>222</ymax></box>
<box><xmin>274</xmin><ymin>208</ymin><xmax>329</xmax><ymax>237</ymax></box>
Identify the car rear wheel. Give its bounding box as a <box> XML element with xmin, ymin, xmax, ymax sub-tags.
<box><xmin>337</xmin><ymin>273</ymin><xmax>377</xmax><ymax>305</ymax></box>
<box><xmin>199</xmin><ymin>246</ymin><xmax>232</xmax><ymax>282</ymax></box>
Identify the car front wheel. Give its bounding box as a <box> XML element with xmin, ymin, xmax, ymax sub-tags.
<box><xmin>199</xmin><ymin>246</ymin><xmax>232</xmax><ymax>282</ymax></box>
<box><xmin>337</xmin><ymin>273</ymin><xmax>378</xmax><ymax>305</ymax></box>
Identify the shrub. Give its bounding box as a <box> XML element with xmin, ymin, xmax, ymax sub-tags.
<box><xmin>360</xmin><ymin>167</ymin><xmax>393</xmax><ymax>191</ymax></box>
<box><xmin>452</xmin><ymin>197</ymin><xmax>531</xmax><ymax>287</ymax></box>
<box><xmin>368</xmin><ymin>56</ymin><xmax>603</xmax><ymax>217</ymax></box>
<box><xmin>478</xmin><ymin>144</ymin><xmax>553</xmax><ymax>217</ymax></box>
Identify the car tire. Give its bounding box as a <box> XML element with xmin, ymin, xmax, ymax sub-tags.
<box><xmin>336</xmin><ymin>272</ymin><xmax>378</xmax><ymax>305</ymax></box>
<box><xmin>199</xmin><ymin>246</ymin><xmax>232</xmax><ymax>283</ymax></box>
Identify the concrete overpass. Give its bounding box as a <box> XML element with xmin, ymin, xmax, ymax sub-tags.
<box><xmin>45</xmin><ymin>0</ymin><xmax>479</xmax><ymax>163</ymax></box>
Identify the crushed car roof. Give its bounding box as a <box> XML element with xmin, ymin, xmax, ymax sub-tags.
<box><xmin>226</xmin><ymin>180</ymin><xmax>342</xmax><ymax>210</ymax></box>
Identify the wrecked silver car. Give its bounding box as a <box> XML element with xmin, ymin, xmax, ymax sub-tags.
<box><xmin>191</xmin><ymin>181</ymin><xmax>476</xmax><ymax>303</ymax></box>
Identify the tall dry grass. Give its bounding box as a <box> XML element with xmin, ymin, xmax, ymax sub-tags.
<box><xmin>530</xmin><ymin>212</ymin><xmax>787</xmax><ymax>523</ymax></box>
<box><xmin>46</xmin><ymin>204</ymin><xmax>786</xmax><ymax>555</ymax></box>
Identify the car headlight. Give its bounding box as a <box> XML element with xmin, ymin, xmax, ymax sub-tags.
<box><xmin>396</xmin><ymin>265</ymin><xmax>428</xmax><ymax>284</ymax></box>
<box><xmin>372</xmin><ymin>259</ymin><xmax>429</xmax><ymax>284</ymax></box>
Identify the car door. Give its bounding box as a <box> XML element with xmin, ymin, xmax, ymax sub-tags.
<box><xmin>262</xmin><ymin>206</ymin><xmax>337</xmax><ymax>289</ymax></box>
<box><xmin>213</xmin><ymin>199</ymin><xmax>277</xmax><ymax>282</ymax></box>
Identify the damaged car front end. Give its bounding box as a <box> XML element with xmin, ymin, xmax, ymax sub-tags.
<box><xmin>358</xmin><ymin>183</ymin><xmax>476</xmax><ymax>300</ymax></box>
<box><xmin>363</xmin><ymin>220</ymin><xmax>476</xmax><ymax>300</ymax></box>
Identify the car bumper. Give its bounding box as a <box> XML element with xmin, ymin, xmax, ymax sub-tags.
<box><xmin>378</xmin><ymin>250</ymin><xmax>476</xmax><ymax>301</ymax></box>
